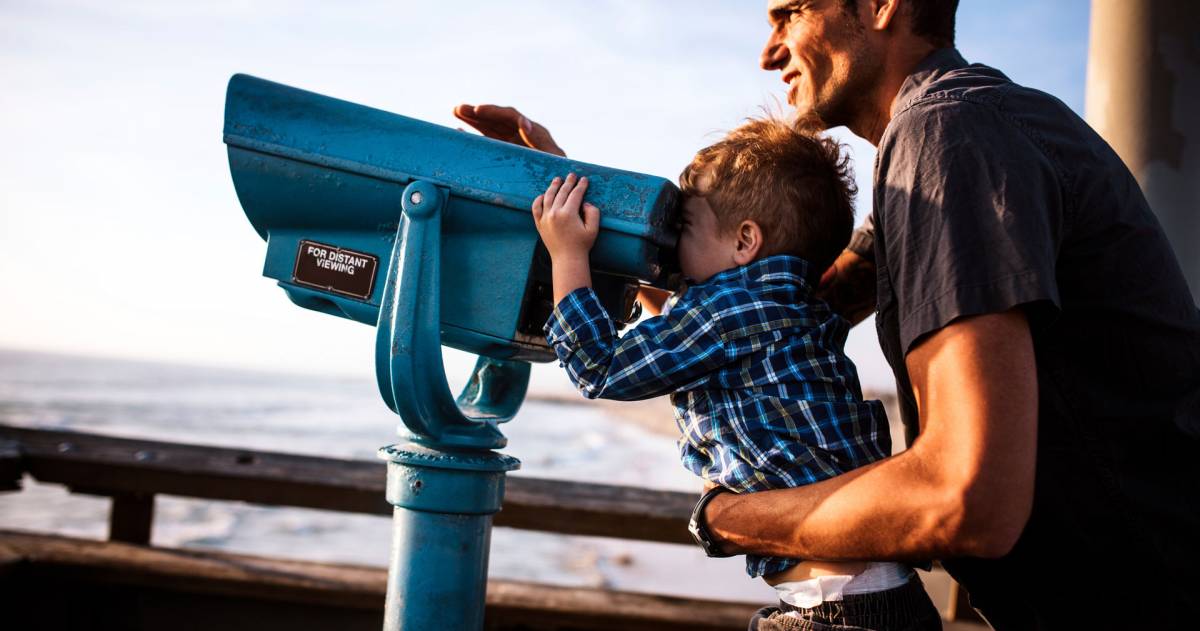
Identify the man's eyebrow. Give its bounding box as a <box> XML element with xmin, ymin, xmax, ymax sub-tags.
<box><xmin>768</xmin><ymin>1</ymin><xmax>805</xmax><ymax>24</ymax></box>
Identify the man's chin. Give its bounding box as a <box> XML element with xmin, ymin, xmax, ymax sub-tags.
<box><xmin>788</xmin><ymin>103</ymin><xmax>832</xmax><ymax>132</ymax></box>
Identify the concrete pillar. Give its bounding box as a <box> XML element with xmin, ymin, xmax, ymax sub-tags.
<box><xmin>1085</xmin><ymin>0</ymin><xmax>1200</xmax><ymax>300</ymax></box>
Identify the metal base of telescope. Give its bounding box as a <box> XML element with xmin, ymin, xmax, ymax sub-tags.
<box><xmin>224</xmin><ymin>76</ymin><xmax>678</xmax><ymax>630</ymax></box>
<box><xmin>380</xmin><ymin>442</ymin><xmax>520</xmax><ymax>630</ymax></box>
<box><xmin>369</xmin><ymin>181</ymin><xmax>530</xmax><ymax>630</ymax></box>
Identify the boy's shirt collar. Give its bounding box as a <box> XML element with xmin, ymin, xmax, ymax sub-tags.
<box><xmin>687</xmin><ymin>254</ymin><xmax>815</xmax><ymax>296</ymax></box>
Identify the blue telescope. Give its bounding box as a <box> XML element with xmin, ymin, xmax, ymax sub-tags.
<box><xmin>224</xmin><ymin>74</ymin><xmax>679</xmax><ymax>630</ymax></box>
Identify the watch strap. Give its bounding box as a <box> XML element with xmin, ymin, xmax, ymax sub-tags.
<box><xmin>688</xmin><ymin>485</ymin><xmax>734</xmax><ymax>558</ymax></box>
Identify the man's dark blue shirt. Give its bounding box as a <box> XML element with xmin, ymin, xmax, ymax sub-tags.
<box><xmin>860</xmin><ymin>48</ymin><xmax>1200</xmax><ymax>629</ymax></box>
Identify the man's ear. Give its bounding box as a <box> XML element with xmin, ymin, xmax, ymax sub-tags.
<box><xmin>732</xmin><ymin>220</ymin><xmax>764</xmax><ymax>266</ymax></box>
<box><xmin>865</xmin><ymin>0</ymin><xmax>902</xmax><ymax>31</ymax></box>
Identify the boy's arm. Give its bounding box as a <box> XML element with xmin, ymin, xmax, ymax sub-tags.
<box><xmin>545</xmin><ymin>288</ymin><xmax>727</xmax><ymax>401</ymax></box>
<box><xmin>533</xmin><ymin>175</ymin><xmax>728</xmax><ymax>401</ymax></box>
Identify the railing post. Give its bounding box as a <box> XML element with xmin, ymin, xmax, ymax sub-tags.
<box><xmin>0</xmin><ymin>439</ymin><xmax>21</xmax><ymax>492</ymax></box>
<box><xmin>109</xmin><ymin>492</ymin><xmax>155</xmax><ymax>545</ymax></box>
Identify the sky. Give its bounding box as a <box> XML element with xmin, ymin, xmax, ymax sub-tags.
<box><xmin>0</xmin><ymin>0</ymin><xmax>1092</xmax><ymax>393</ymax></box>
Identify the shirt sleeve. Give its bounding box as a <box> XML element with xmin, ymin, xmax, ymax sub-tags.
<box><xmin>544</xmin><ymin>287</ymin><xmax>728</xmax><ymax>401</ymax></box>
<box><xmin>877</xmin><ymin>99</ymin><xmax>1063</xmax><ymax>354</ymax></box>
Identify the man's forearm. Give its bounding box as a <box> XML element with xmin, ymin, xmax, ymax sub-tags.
<box><xmin>704</xmin><ymin>444</ymin><xmax>963</xmax><ymax>562</ymax></box>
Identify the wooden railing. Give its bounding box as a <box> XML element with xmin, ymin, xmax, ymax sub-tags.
<box><xmin>0</xmin><ymin>425</ymin><xmax>983</xmax><ymax>629</ymax></box>
<box><xmin>0</xmin><ymin>425</ymin><xmax>760</xmax><ymax>630</ymax></box>
<box><xmin>0</xmin><ymin>425</ymin><xmax>695</xmax><ymax>546</ymax></box>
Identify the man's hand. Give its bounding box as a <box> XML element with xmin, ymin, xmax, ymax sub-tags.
<box><xmin>817</xmin><ymin>249</ymin><xmax>877</xmax><ymax>325</ymax></box>
<box><xmin>532</xmin><ymin>174</ymin><xmax>600</xmax><ymax>303</ymax></box>
<box><xmin>454</xmin><ymin>104</ymin><xmax>566</xmax><ymax>157</ymax></box>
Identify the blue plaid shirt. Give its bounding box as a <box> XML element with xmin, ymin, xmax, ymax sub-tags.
<box><xmin>545</xmin><ymin>255</ymin><xmax>891</xmax><ymax>578</ymax></box>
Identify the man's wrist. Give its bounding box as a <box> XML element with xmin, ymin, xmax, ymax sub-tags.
<box><xmin>689</xmin><ymin>486</ymin><xmax>736</xmax><ymax>558</ymax></box>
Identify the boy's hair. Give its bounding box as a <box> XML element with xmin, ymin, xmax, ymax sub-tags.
<box><xmin>679</xmin><ymin>117</ymin><xmax>856</xmax><ymax>276</ymax></box>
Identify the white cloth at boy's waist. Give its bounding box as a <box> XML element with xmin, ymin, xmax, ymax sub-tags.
<box><xmin>773</xmin><ymin>562</ymin><xmax>913</xmax><ymax>609</ymax></box>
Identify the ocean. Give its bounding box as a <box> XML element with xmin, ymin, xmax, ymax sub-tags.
<box><xmin>0</xmin><ymin>348</ymin><xmax>783</xmax><ymax>603</ymax></box>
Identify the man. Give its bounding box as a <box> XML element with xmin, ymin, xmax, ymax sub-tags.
<box><xmin>456</xmin><ymin>1</ymin><xmax>1200</xmax><ymax>628</ymax></box>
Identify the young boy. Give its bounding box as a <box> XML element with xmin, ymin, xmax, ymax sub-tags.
<box><xmin>532</xmin><ymin>119</ymin><xmax>941</xmax><ymax>630</ymax></box>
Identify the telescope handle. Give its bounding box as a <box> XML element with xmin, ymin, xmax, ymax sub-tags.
<box><xmin>375</xmin><ymin>180</ymin><xmax>526</xmax><ymax>450</ymax></box>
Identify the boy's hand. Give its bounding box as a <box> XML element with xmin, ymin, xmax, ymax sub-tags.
<box><xmin>532</xmin><ymin>173</ymin><xmax>600</xmax><ymax>260</ymax></box>
<box><xmin>532</xmin><ymin>173</ymin><xmax>600</xmax><ymax>303</ymax></box>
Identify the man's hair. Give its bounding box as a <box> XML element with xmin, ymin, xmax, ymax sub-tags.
<box><xmin>842</xmin><ymin>0</ymin><xmax>959</xmax><ymax>48</ymax></box>
<box><xmin>679</xmin><ymin>118</ymin><xmax>856</xmax><ymax>276</ymax></box>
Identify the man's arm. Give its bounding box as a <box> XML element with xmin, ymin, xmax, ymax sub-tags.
<box><xmin>703</xmin><ymin>309</ymin><xmax>1038</xmax><ymax>560</ymax></box>
<box><xmin>817</xmin><ymin>215</ymin><xmax>877</xmax><ymax>325</ymax></box>
<box><xmin>817</xmin><ymin>248</ymin><xmax>877</xmax><ymax>326</ymax></box>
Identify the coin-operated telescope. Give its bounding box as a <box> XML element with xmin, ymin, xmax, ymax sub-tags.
<box><xmin>224</xmin><ymin>74</ymin><xmax>678</xmax><ymax>631</ymax></box>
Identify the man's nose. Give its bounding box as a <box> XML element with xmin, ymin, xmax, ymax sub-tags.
<box><xmin>760</xmin><ymin>33</ymin><xmax>787</xmax><ymax>71</ymax></box>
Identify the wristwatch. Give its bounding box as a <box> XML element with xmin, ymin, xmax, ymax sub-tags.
<box><xmin>689</xmin><ymin>486</ymin><xmax>734</xmax><ymax>558</ymax></box>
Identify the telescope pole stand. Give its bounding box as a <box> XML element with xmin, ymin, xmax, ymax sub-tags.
<box><xmin>379</xmin><ymin>443</ymin><xmax>519</xmax><ymax>630</ymax></box>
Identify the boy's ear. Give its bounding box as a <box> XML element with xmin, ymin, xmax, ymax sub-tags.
<box><xmin>732</xmin><ymin>220</ymin><xmax>764</xmax><ymax>265</ymax></box>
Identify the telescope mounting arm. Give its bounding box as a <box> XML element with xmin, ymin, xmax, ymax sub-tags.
<box><xmin>374</xmin><ymin>180</ymin><xmax>529</xmax><ymax>451</ymax></box>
